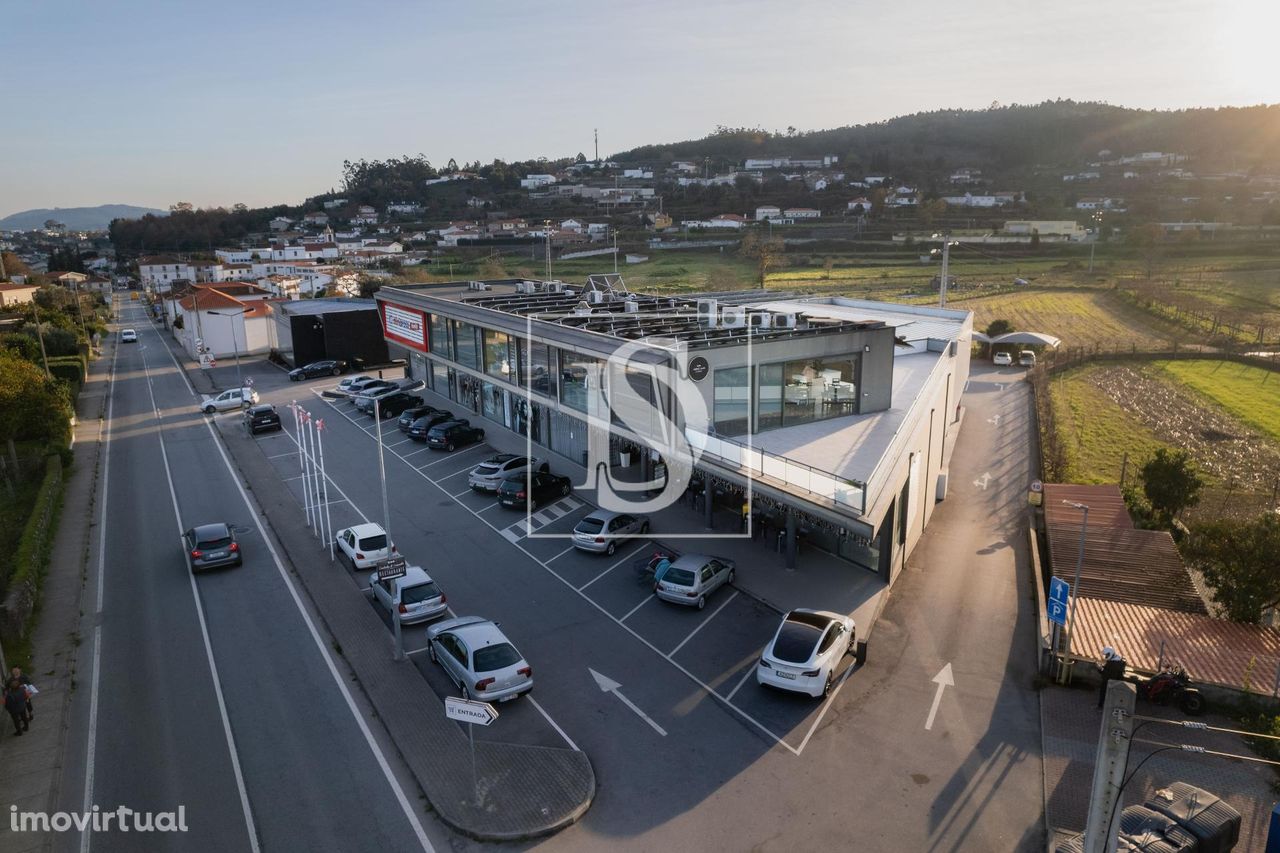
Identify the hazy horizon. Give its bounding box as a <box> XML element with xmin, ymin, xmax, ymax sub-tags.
<box><xmin>3</xmin><ymin>0</ymin><xmax>1276</xmax><ymax>219</ymax></box>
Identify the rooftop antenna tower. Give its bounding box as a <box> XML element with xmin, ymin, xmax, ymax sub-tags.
<box><xmin>594</xmin><ymin>128</ymin><xmax>599</xmax><ymax>163</ymax></box>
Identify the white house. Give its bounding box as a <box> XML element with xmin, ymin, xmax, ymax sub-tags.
<box><xmin>622</xmin><ymin>169</ymin><xmax>653</xmax><ymax>179</ymax></box>
<box><xmin>138</xmin><ymin>256</ymin><xmax>195</xmax><ymax>289</ymax></box>
<box><xmin>1076</xmin><ymin>197</ymin><xmax>1120</xmax><ymax>210</ymax></box>
<box><xmin>386</xmin><ymin>202</ymin><xmax>423</xmax><ymax>216</ymax></box>
<box><xmin>301</xmin><ymin>241</ymin><xmax>341</xmax><ymax>260</ymax></box>
<box><xmin>560</xmin><ymin>219</ymin><xmax>584</xmax><ymax>233</ymax></box>
<box><xmin>586</xmin><ymin>223</ymin><xmax>609</xmax><ymax>238</ymax></box>
<box><xmin>847</xmin><ymin>197</ymin><xmax>872</xmax><ymax>214</ymax></box>
<box><xmin>215</xmin><ymin>249</ymin><xmax>254</xmax><ymax>264</ymax></box>
<box><xmin>0</xmin><ymin>283</ymin><xmax>39</xmax><ymax>306</ymax></box>
<box><xmin>352</xmin><ymin>205</ymin><xmax>379</xmax><ymax>225</ymax></box>
<box><xmin>303</xmin><ymin>211</ymin><xmax>329</xmax><ymax>226</ymax></box>
<box><xmin>865</xmin><ymin>176</ymin><xmax>889</xmax><ymax>186</ymax></box>
<box><xmin>783</xmin><ymin>207</ymin><xmax>821</xmax><ymax>219</ymax></box>
<box><xmin>520</xmin><ymin>174</ymin><xmax>557</xmax><ymax>189</ymax></box>
<box><xmin>269</xmin><ymin>216</ymin><xmax>293</xmax><ymax>231</ymax></box>
<box><xmin>887</xmin><ymin>193</ymin><xmax>919</xmax><ymax>208</ymax></box>
<box><xmin>755</xmin><ymin>205</ymin><xmax>782</xmax><ymax>221</ymax></box>
<box><xmin>670</xmin><ymin>161</ymin><xmax>698</xmax><ymax>173</ymax></box>
<box><xmin>175</xmin><ymin>287</ymin><xmax>273</xmax><ymax>360</ymax></box>
<box><xmin>942</xmin><ymin>193</ymin><xmax>1003</xmax><ymax>208</ymax></box>
<box><xmin>322</xmin><ymin>198</ymin><xmax>348</xmax><ymax>210</ymax></box>
<box><xmin>707</xmin><ymin>213</ymin><xmax>748</xmax><ymax>228</ymax></box>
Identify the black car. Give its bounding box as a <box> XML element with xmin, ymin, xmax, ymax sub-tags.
<box><xmin>406</xmin><ymin>410</ymin><xmax>455</xmax><ymax>440</ymax></box>
<box><xmin>426</xmin><ymin>419</ymin><xmax>485</xmax><ymax>451</ymax></box>
<box><xmin>289</xmin><ymin>359</ymin><xmax>348</xmax><ymax>381</ymax></box>
<box><xmin>397</xmin><ymin>404</ymin><xmax>441</xmax><ymax>433</ymax></box>
<box><xmin>183</xmin><ymin>522</ymin><xmax>243</xmax><ymax>572</ymax></box>
<box><xmin>497</xmin><ymin>471</ymin><xmax>572</xmax><ymax>509</ymax></box>
<box><xmin>376</xmin><ymin>393</ymin><xmax>425</xmax><ymax>419</ymax></box>
<box><xmin>243</xmin><ymin>404</ymin><xmax>282</xmax><ymax>435</ymax></box>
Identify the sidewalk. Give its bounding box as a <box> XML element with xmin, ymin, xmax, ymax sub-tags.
<box><xmin>0</xmin><ymin>338</ymin><xmax>115</xmax><ymax>853</ymax></box>
<box><xmin>156</xmin><ymin>316</ymin><xmax>596</xmax><ymax>841</ymax></box>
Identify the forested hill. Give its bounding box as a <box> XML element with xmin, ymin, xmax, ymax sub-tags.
<box><xmin>613</xmin><ymin>101</ymin><xmax>1280</xmax><ymax>175</ymax></box>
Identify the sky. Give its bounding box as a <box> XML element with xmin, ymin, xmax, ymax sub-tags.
<box><xmin>2</xmin><ymin>0</ymin><xmax>1277</xmax><ymax>218</ymax></box>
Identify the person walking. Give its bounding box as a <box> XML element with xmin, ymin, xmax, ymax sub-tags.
<box><xmin>4</xmin><ymin>678</ymin><xmax>30</xmax><ymax>736</ymax></box>
<box><xmin>1097</xmin><ymin>646</ymin><xmax>1127</xmax><ymax>708</ymax></box>
<box><xmin>11</xmin><ymin>666</ymin><xmax>33</xmax><ymax>721</ymax></box>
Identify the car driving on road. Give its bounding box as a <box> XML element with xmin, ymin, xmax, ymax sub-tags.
<box><xmin>426</xmin><ymin>419</ymin><xmax>485</xmax><ymax>451</ymax></box>
<box><xmin>653</xmin><ymin>553</ymin><xmax>735</xmax><ymax>610</ymax></box>
<box><xmin>573</xmin><ymin>511</ymin><xmax>650</xmax><ymax>555</ymax></box>
<box><xmin>199</xmin><ymin>387</ymin><xmax>259</xmax><ymax>414</ymax></box>
<box><xmin>426</xmin><ymin>616</ymin><xmax>533</xmax><ymax>702</ymax></box>
<box><xmin>468</xmin><ymin>454</ymin><xmax>548</xmax><ymax>492</ymax></box>
<box><xmin>289</xmin><ymin>359</ymin><xmax>348</xmax><ymax>381</ymax></box>
<box><xmin>243</xmin><ymin>403</ymin><xmax>282</xmax><ymax>435</ymax></box>
<box><xmin>183</xmin><ymin>522</ymin><xmax>243</xmax><ymax>572</ymax></box>
<box><xmin>756</xmin><ymin>609</ymin><xmax>855</xmax><ymax>698</ymax></box>
<box><xmin>496</xmin><ymin>470</ymin><xmax>571</xmax><ymax>508</ymax></box>
<box><xmin>367</xmin><ymin>565</ymin><xmax>447</xmax><ymax>625</ymax></box>
<box><xmin>120</xmin><ymin>329</ymin><xmax>138</xmax><ymax>343</ymax></box>
<box><xmin>334</xmin><ymin>522</ymin><xmax>396</xmax><ymax>570</ymax></box>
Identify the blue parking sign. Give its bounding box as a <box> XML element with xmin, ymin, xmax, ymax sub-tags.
<box><xmin>1048</xmin><ymin>576</ymin><xmax>1070</xmax><ymax>627</ymax></box>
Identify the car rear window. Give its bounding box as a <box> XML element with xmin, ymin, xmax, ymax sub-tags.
<box><xmin>402</xmin><ymin>582</ymin><xmax>441</xmax><ymax>605</ymax></box>
<box><xmin>663</xmin><ymin>567</ymin><xmax>696</xmax><ymax>586</ymax></box>
<box><xmin>197</xmin><ymin>535</ymin><xmax>232</xmax><ymax>550</ymax></box>
<box><xmin>475</xmin><ymin>464</ymin><xmax>500</xmax><ymax>475</ymax></box>
<box><xmin>772</xmin><ymin>620</ymin><xmax>823</xmax><ymax>663</ymax></box>
<box><xmin>575</xmin><ymin>517</ymin><xmax>604</xmax><ymax>534</ymax></box>
<box><xmin>473</xmin><ymin>643</ymin><xmax>522</xmax><ymax>673</ymax></box>
<box><xmin>358</xmin><ymin>535</ymin><xmax>388</xmax><ymax>551</ymax></box>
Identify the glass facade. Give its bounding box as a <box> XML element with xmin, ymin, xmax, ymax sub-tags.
<box><xmin>713</xmin><ymin>367</ymin><xmax>750</xmax><ymax>435</ymax></box>
<box><xmin>431</xmin><ymin>360</ymin><xmax>449</xmax><ymax>397</ymax></box>
<box><xmin>757</xmin><ymin>363</ymin><xmax>784</xmax><ymax>431</ymax></box>
<box><xmin>452</xmin><ymin>320</ymin><xmax>480</xmax><ymax>370</ymax></box>
<box><xmin>482</xmin><ymin>329</ymin><xmax>513</xmax><ymax>381</ymax></box>
<box><xmin>429</xmin><ymin>313</ymin><xmax>452</xmax><ymax>359</ymax></box>
<box><xmin>778</xmin><ymin>354</ymin><xmax>860</xmax><ymax>427</ymax></box>
<box><xmin>519</xmin><ymin>340</ymin><xmax>556</xmax><ymax>398</ymax></box>
<box><xmin>559</xmin><ymin>350</ymin><xmax>596</xmax><ymax>413</ymax></box>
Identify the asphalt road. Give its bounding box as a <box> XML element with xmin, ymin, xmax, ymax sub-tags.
<box><xmin>64</xmin><ymin>300</ymin><xmax>438</xmax><ymax>852</ymax></box>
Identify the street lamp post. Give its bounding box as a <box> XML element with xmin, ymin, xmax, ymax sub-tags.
<box><xmin>209</xmin><ymin>308</ymin><xmax>246</xmax><ymax>388</ymax></box>
<box><xmin>1061</xmin><ymin>500</ymin><xmax>1090</xmax><ymax>683</ymax></box>
<box><xmin>373</xmin><ymin>393</ymin><xmax>403</xmax><ymax>661</ymax></box>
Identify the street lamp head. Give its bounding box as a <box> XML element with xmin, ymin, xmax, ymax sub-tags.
<box><xmin>1062</xmin><ymin>499</ymin><xmax>1089</xmax><ymax>510</ymax></box>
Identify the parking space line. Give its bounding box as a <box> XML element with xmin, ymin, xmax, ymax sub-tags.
<box><xmin>499</xmin><ymin>527</ymin><xmax>523</xmax><ymax>545</ymax></box>
<box><xmin>405</xmin><ymin>645</ymin><xmax>432</xmax><ymax>656</ymax></box>
<box><xmin>386</xmin><ymin>438</ymin><xmax>412</xmax><ymax>448</ymax></box>
<box><xmin>451</xmin><ymin>488</ymin><xmax>474</xmax><ymax>498</ymax></box>
<box><xmin>725</xmin><ymin>662</ymin><xmax>759</xmax><ymax>702</ymax></box>
<box><xmin>669</xmin><ymin>591</ymin><xmax>739</xmax><ymax>657</ymax></box>
<box><xmin>620</xmin><ymin>594</ymin><xmax>653</xmax><ymax>622</ymax></box>
<box><xmin>794</xmin><ymin>663</ymin><xmax>859</xmax><ymax>755</ymax></box>
<box><xmin>475</xmin><ymin>502</ymin><xmax>503</xmax><ymax>514</ymax></box>
<box><xmin>418</xmin><ymin>445</ymin><xmax>486</xmax><ymax>469</ymax></box>
<box><xmin>266</xmin><ymin>451</ymin><xmax>300</xmax><ymax>460</ymax></box>
<box><xmin>546</xmin><ymin>545</ymin><xmax>576</xmax><ymax>563</ymax></box>
<box><xmin>578</xmin><ymin>543</ymin><xmax>647</xmax><ymax>591</ymax></box>
<box><xmin>528</xmin><ymin>696</ymin><xmax>580</xmax><ymax>752</ymax></box>
<box><xmin>401</xmin><ymin>445</ymin><xmax>433</xmax><ymax>458</ymax></box>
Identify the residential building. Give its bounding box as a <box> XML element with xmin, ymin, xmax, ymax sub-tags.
<box><xmin>1076</xmin><ymin>197</ymin><xmax>1120</xmax><ymax>210</ymax></box>
<box><xmin>783</xmin><ymin>207</ymin><xmax>821</xmax><ymax>219</ymax></box>
<box><xmin>1003</xmin><ymin>220</ymin><xmax>1087</xmax><ymax>240</ymax></box>
<box><xmin>560</xmin><ymin>219</ymin><xmax>584</xmax><ymax>233</ymax></box>
<box><xmin>322</xmin><ymin>198</ymin><xmax>348</xmax><ymax>210</ymax></box>
<box><xmin>520</xmin><ymin>174</ymin><xmax>558</xmax><ymax>189</ymax></box>
<box><xmin>303</xmin><ymin>211</ymin><xmax>330</xmax><ymax>226</ymax></box>
<box><xmin>138</xmin><ymin>256</ymin><xmax>195</xmax><ymax>289</ymax></box>
<box><xmin>847</xmin><ymin>197</ymin><xmax>872</xmax><ymax>214</ymax></box>
<box><xmin>173</xmin><ymin>285</ymin><xmax>273</xmax><ymax>360</ymax></box>
<box><xmin>622</xmin><ymin>169</ymin><xmax>653</xmax><ymax>179</ymax></box>
<box><xmin>352</xmin><ymin>205</ymin><xmax>379</xmax><ymax>225</ymax></box>
<box><xmin>269</xmin><ymin>216</ymin><xmax>293</xmax><ymax>231</ymax></box>
<box><xmin>386</xmin><ymin>202</ymin><xmax>423</xmax><ymax>216</ymax></box>
<box><xmin>755</xmin><ymin>206</ymin><xmax>782</xmax><ymax>221</ymax></box>
<box><xmin>0</xmin><ymin>282</ymin><xmax>39</xmax><ymax>306</ymax></box>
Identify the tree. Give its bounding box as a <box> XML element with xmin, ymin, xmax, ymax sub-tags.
<box><xmin>1141</xmin><ymin>448</ymin><xmax>1203</xmax><ymax>524</ymax></box>
<box><xmin>739</xmin><ymin>230</ymin><xmax>783</xmax><ymax>286</ymax></box>
<box><xmin>985</xmin><ymin>319</ymin><xmax>1015</xmax><ymax>337</ymax></box>
<box><xmin>1127</xmin><ymin>223</ymin><xmax>1165</xmax><ymax>279</ymax></box>
<box><xmin>2</xmin><ymin>251</ymin><xmax>31</xmax><ymax>278</ymax></box>
<box><xmin>1030</xmin><ymin>228</ymin><xmax>1040</xmax><ymax>249</ymax></box>
<box><xmin>169</xmin><ymin>201</ymin><xmax>194</xmax><ymax>212</ymax></box>
<box><xmin>1182</xmin><ymin>514</ymin><xmax>1280</xmax><ymax>623</ymax></box>
<box><xmin>0</xmin><ymin>351</ymin><xmax>72</xmax><ymax>447</ymax></box>
<box><xmin>917</xmin><ymin>198</ymin><xmax>946</xmax><ymax>229</ymax></box>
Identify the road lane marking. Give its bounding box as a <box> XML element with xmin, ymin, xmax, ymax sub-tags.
<box><xmin>925</xmin><ymin>662</ymin><xmax>955</xmax><ymax>731</ymax></box>
<box><xmin>528</xmin><ymin>696</ymin><xmax>581</xmax><ymax>752</ymax></box>
<box><xmin>620</xmin><ymin>594</ymin><xmax>653</xmax><ymax>622</ymax></box>
<box><xmin>669</xmin><ymin>591</ymin><xmax>739</xmax><ymax>657</ymax></box>
<box><xmin>589</xmin><ymin>669</ymin><xmax>666</xmax><ymax>737</ymax></box>
<box><xmin>546</xmin><ymin>545</ymin><xmax>576</xmax><ymax>563</ymax></box>
<box><xmin>578</xmin><ymin>543</ymin><xmax>647</xmax><ymax>591</ymax></box>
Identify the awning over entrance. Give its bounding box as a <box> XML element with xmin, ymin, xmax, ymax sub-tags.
<box><xmin>972</xmin><ymin>331</ymin><xmax>1063</xmax><ymax>348</ymax></box>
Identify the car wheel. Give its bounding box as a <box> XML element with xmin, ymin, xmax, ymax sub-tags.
<box><xmin>821</xmin><ymin>672</ymin><xmax>833</xmax><ymax>698</ymax></box>
<box><xmin>290</xmin><ymin>375</ymin><xmax>299</xmax><ymax>381</ymax></box>
<box><xmin>446</xmin><ymin>442</ymin><xmax>455</xmax><ymax>452</ymax></box>
<box><xmin>640</xmin><ymin>521</ymin><xmax>650</xmax><ymax>534</ymax></box>
<box><xmin>560</xmin><ymin>483</ymin><xmax>570</xmax><ymax>497</ymax></box>
<box><xmin>331</xmin><ymin>367</ymin><xmax>341</xmax><ymax>376</ymax></box>
<box><xmin>476</xmin><ymin>430</ymin><xmax>485</xmax><ymax>441</ymax></box>
<box><xmin>696</xmin><ymin>595</ymin><xmax>706</xmax><ymax>611</ymax></box>
<box><xmin>204</xmin><ymin>405</ymin><xmax>216</xmax><ymax>414</ymax></box>
<box><xmin>727</xmin><ymin>568</ymin><xmax>736</xmax><ymax>584</ymax></box>
<box><xmin>461</xmin><ymin>685</ymin><xmax>471</xmax><ymax>700</ymax></box>
<box><xmin>606</xmin><ymin>541</ymin><xmax>617</xmax><ymax>556</ymax></box>
<box><xmin>428</xmin><ymin>643</ymin><xmax>437</xmax><ymax>663</ymax></box>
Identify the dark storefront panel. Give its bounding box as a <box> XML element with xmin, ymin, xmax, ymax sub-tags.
<box><xmin>325</xmin><ymin>308</ymin><xmax>390</xmax><ymax>368</ymax></box>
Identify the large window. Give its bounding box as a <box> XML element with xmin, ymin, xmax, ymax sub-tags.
<box><xmin>713</xmin><ymin>367</ymin><xmax>750</xmax><ymax>435</ymax></box>
<box><xmin>429</xmin><ymin>313</ymin><xmax>452</xmax><ymax>359</ymax></box>
<box><xmin>452</xmin><ymin>320</ymin><xmax>480</xmax><ymax>370</ymax></box>
<box><xmin>778</xmin><ymin>354</ymin><xmax>860</xmax><ymax>427</ymax></box>
<box><xmin>519</xmin><ymin>340</ymin><xmax>556</xmax><ymax>398</ymax></box>
<box><xmin>757</xmin><ymin>363</ymin><xmax>784</xmax><ymax>431</ymax></box>
<box><xmin>482</xmin><ymin>329</ymin><xmax>513</xmax><ymax>381</ymax></box>
<box><xmin>559</xmin><ymin>349</ymin><xmax>597</xmax><ymax>413</ymax></box>
<box><xmin>432</xmin><ymin>360</ymin><xmax>449</xmax><ymax>397</ymax></box>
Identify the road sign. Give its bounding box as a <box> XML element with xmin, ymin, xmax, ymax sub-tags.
<box><xmin>445</xmin><ymin>696</ymin><xmax>498</xmax><ymax>726</ymax></box>
<box><xmin>1048</xmin><ymin>576</ymin><xmax>1070</xmax><ymax>626</ymax></box>
<box><xmin>1030</xmin><ymin>479</ymin><xmax>1043</xmax><ymax>493</ymax></box>
<box><xmin>375</xmin><ymin>556</ymin><xmax>407</xmax><ymax>581</ymax></box>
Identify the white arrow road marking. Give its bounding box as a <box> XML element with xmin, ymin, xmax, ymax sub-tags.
<box><xmin>973</xmin><ymin>472</ymin><xmax>991</xmax><ymax>490</ymax></box>
<box><xmin>996</xmin><ymin>383</ymin><xmax>1005</xmax><ymax>391</ymax></box>
<box><xmin>987</xmin><ymin>414</ymin><xmax>1001</xmax><ymax>427</ymax></box>
<box><xmin>925</xmin><ymin>663</ymin><xmax>954</xmax><ymax>731</ymax></box>
<box><xmin>590</xmin><ymin>668</ymin><xmax>667</xmax><ymax>736</ymax></box>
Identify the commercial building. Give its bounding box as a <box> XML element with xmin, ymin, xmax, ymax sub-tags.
<box><xmin>271</xmin><ymin>297</ymin><xmax>390</xmax><ymax>369</ymax></box>
<box><xmin>375</xmin><ymin>278</ymin><xmax>971</xmax><ymax>584</ymax></box>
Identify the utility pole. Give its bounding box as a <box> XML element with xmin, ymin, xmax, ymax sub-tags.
<box><xmin>1083</xmin><ymin>680</ymin><xmax>1135</xmax><ymax>853</ymax></box>
<box><xmin>613</xmin><ymin>230</ymin><xmax>618</xmax><ymax>274</ymax></box>
<box><xmin>938</xmin><ymin>236</ymin><xmax>954</xmax><ymax>308</ymax></box>
<box><xmin>594</xmin><ymin>128</ymin><xmax>599</xmax><ymax>163</ymax></box>
<box><xmin>1061</xmin><ymin>500</ymin><xmax>1090</xmax><ymax>682</ymax></box>
<box><xmin>544</xmin><ymin>221</ymin><xmax>552</xmax><ymax>281</ymax></box>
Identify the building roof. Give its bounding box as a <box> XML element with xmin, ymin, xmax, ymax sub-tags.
<box><xmin>1042</xmin><ymin>483</ymin><xmax>1206</xmax><ymax>614</ymax></box>
<box><xmin>276</xmin><ymin>297</ymin><xmax>377</xmax><ymax>317</ymax></box>
<box><xmin>138</xmin><ymin>255</ymin><xmax>181</xmax><ymax>265</ymax></box>
<box><xmin>0</xmin><ymin>282</ymin><xmax>38</xmax><ymax>292</ymax></box>
<box><xmin>1072</xmin><ymin>597</ymin><xmax>1280</xmax><ymax>692</ymax></box>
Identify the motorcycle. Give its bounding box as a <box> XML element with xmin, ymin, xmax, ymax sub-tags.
<box><xmin>1135</xmin><ymin>665</ymin><xmax>1206</xmax><ymax>716</ymax></box>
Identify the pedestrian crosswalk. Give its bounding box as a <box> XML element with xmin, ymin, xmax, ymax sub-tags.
<box><xmin>498</xmin><ymin>496</ymin><xmax>584</xmax><ymax>544</ymax></box>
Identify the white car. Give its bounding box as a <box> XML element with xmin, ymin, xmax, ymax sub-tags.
<box><xmin>757</xmin><ymin>609</ymin><xmax>856</xmax><ymax>698</ymax></box>
<box><xmin>120</xmin><ymin>329</ymin><xmax>138</xmax><ymax>343</ymax></box>
<box><xmin>338</xmin><ymin>374</ymin><xmax>377</xmax><ymax>393</ymax></box>
<box><xmin>199</xmin><ymin>387</ymin><xmax>259</xmax><ymax>414</ymax></box>
<box><xmin>467</xmin><ymin>454</ymin><xmax>548</xmax><ymax>492</ymax></box>
<box><xmin>367</xmin><ymin>565</ymin><xmax>447</xmax><ymax>625</ymax></box>
<box><xmin>426</xmin><ymin>616</ymin><xmax>533</xmax><ymax>702</ymax></box>
<box><xmin>993</xmin><ymin>351</ymin><xmax>1012</xmax><ymax>366</ymax></box>
<box><xmin>335</xmin><ymin>522</ymin><xmax>396</xmax><ymax>570</ymax></box>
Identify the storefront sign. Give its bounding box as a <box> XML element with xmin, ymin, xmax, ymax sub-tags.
<box><xmin>688</xmin><ymin>356</ymin><xmax>709</xmax><ymax>382</ymax></box>
<box><xmin>381</xmin><ymin>303</ymin><xmax>428</xmax><ymax>352</ymax></box>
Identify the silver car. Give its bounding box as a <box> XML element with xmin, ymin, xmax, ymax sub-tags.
<box><xmin>467</xmin><ymin>454</ymin><xmax>548</xmax><ymax>492</ymax></box>
<box><xmin>426</xmin><ymin>616</ymin><xmax>533</xmax><ymax>702</ymax></box>
<box><xmin>199</xmin><ymin>386</ymin><xmax>259</xmax><ymax>414</ymax></box>
<box><xmin>367</xmin><ymin>565</ymin><xmax>447</xmax><ymax>625</ymax></box>
<box><xmin>572</xmin><ymin>511</ymin><xmax>650</xmax><ymax>555</ymax></box>
<box><xmin>183</xmin><ymin>522</ymin><xmax>242</xmax><ymax>572</ymax></box>
<box><xmin>653</xmin><ymin>554</ymin><xmax>735</xmax><ymax>610</ymax></box>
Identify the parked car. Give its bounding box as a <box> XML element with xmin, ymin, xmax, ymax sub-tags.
<box><xmin>373</xmin><ymin>392</ymin><xmax>424</xmax><ymax>419</ymax></box>
<box><xmin>289</xmin><ymin>359</ymin><xmax>348</xmax><ymax>381</ymax></box>
<box><xmin>397</xmin><ymin>404</ymin><xmax>441</xmax><ymax>433</ymax></box>
<box><xmin>426</xmin><ymin>419</ymin><xmax>485</xmax><ymax>451</ymax></box>
<box><xmin>993</xmin><ymin>351</ymin><xmax>1012</xmax><ymax>366</ymax></box>
<box><xmin>756</xmin><ymin>609</ymin><xmax>856</xmax><ymax>698</ymax></box>
<box><xmin>653</xmin><ymin>554</ymin><xmax>735</xmax><ymax>610</ymax></box>
<box><xmin>367</xmin><ymin>565</ymin><xmax>447</xmax><ymax>625</ymax></box>
<box><xmin>573</xmin><ymin>511</ymin><xmax>650</xmax><ymax>555</ymax></box>
<box><xmin>243</xmin><ymin>404</ymin><xmax>282</xmax><ymax>435</ymax></box>
<box><xmin>338</xmin><ymin>374</ymin><xmax>377</xmax><ymax>393</ymax></box>
<box><xmin>1018</xmin><ymin>350</ymin><xmax>1037</xmax><ymax>367</ymax></box>
<box><xmin>334</xmin><ymin>522</ymin><xmax>396</xmax><ymax>570</ymax></box>
<box><xmin>183</xmin><ymin>522</ymin><xmax>242</xmax><ymax>572</ymax></box>
<box><xmin>406</xmin><ymin>410</ymin><xmax>456</xmax><ymax>441</ymax></box>
<box><xmin>496</xmin><ymin>470</ymin><xmax>572</xmax><ymax>508</ymax></box>
<box><xmin>199</xmin><ymin>387</ymin><xmax>259</xmax><ymax>414</ymax></box>
<box><xmin>425</xmin><ymin>616</ymin><xmax>533</xmax><ymax>702</ymax></box>
<box><xmin>345</xmin><ymin>377</ymin><xmax>394</xmax><ymax>398</ymax></box>
<box><xmin>120</xmin><ymin>329</ymin><xmax>138</xmax><ymax>343</ymax></box>
<box><xmin>353</xmin><ymin>383</ymin><xmax>404</xmax><ymax>414</ymax></box>
<box><xmin>468</xmin><ymin>454</ymin><xmax>548</xmax><ymax>492</ymax></box>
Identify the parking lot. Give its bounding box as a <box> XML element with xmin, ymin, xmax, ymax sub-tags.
<box><xmin>228</xmin><ymin>371</ymin><xmax>862</xmax><ymax>760</ymax></box>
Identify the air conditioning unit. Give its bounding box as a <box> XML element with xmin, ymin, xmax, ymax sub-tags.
<box><xmin>697</xmin><ymin>298</ymin><xmax>718</xmax><ymax>326</ymax></box>
<box><xmin>587</xmin><ymin>290</ymin><xmax>606</xmax><ymax>304</ymax></box>
<box><xmin>720</xmin><ymin>306</ymin><xmax>746</xmax><ymax>328</ymax></box>
<box><xmin>562</xmin><ymin>288</ymin><xmax>576</xmax><ymax>297</ymax></box>
<box><xmin>515</xmin><ymin>280</ymin><xmax>536</xmax><ymax>294</ymax></box>
<box><xmin>748</xmin><ymin>312</ymin><xmax>772</xmax><ymax>329</ymax></box>
<box><xmin>547</xmin><ymin>281</ymin><xmax>564</xmax><ymax>293</ymax></box>
<box><xmin>623</xmin><ymin>299</ymin><xmax>639</xmax><ymax>313</ymax></box>
<box><xmin>776</xmin><ymin>313</ymin><xmax>798</xmax><ymax>328</ymax></box>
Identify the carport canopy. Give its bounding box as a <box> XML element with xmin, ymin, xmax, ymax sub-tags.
<box><xmin>972</xmin><ymin>331</ymin><xmax>1062</xmax><ymax>348</ymax></box>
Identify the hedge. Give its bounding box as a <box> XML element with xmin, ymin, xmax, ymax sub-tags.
<box><xmin>48</xmin><ymin>357</ymin><xmax>85</xmax><ymax>386</ymax></box>
<box><xmin>0</xmin><ymin>455</ymin><xmax>65</xmax><ymax>646</ymax></box>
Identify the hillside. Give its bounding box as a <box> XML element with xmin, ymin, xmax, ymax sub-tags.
<box><xmin>613</xmin><ymin>101</ymin><xmax>1280</xmax><ymax>177</ymax></box>
<box><xmin>0</xmin><ymin>204</ymin><xmax>166</xmax><ymax>231</ymax></box>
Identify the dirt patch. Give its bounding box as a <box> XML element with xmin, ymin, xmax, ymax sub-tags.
<box><xmin>1089</xmin><ymin>365</ymin><xmax>1280</xmax><ymax>491</ymax></box>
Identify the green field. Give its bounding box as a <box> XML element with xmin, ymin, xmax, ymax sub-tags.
<box><xmin>1151</xmin><ymin>359</ymin><xmax>1280</xmax><ymax>443</ymax></box>
<box><xmin>1047</xmin><ymin>365</ymin><xmax>1169</xmax><ymax>484</ymax></box>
